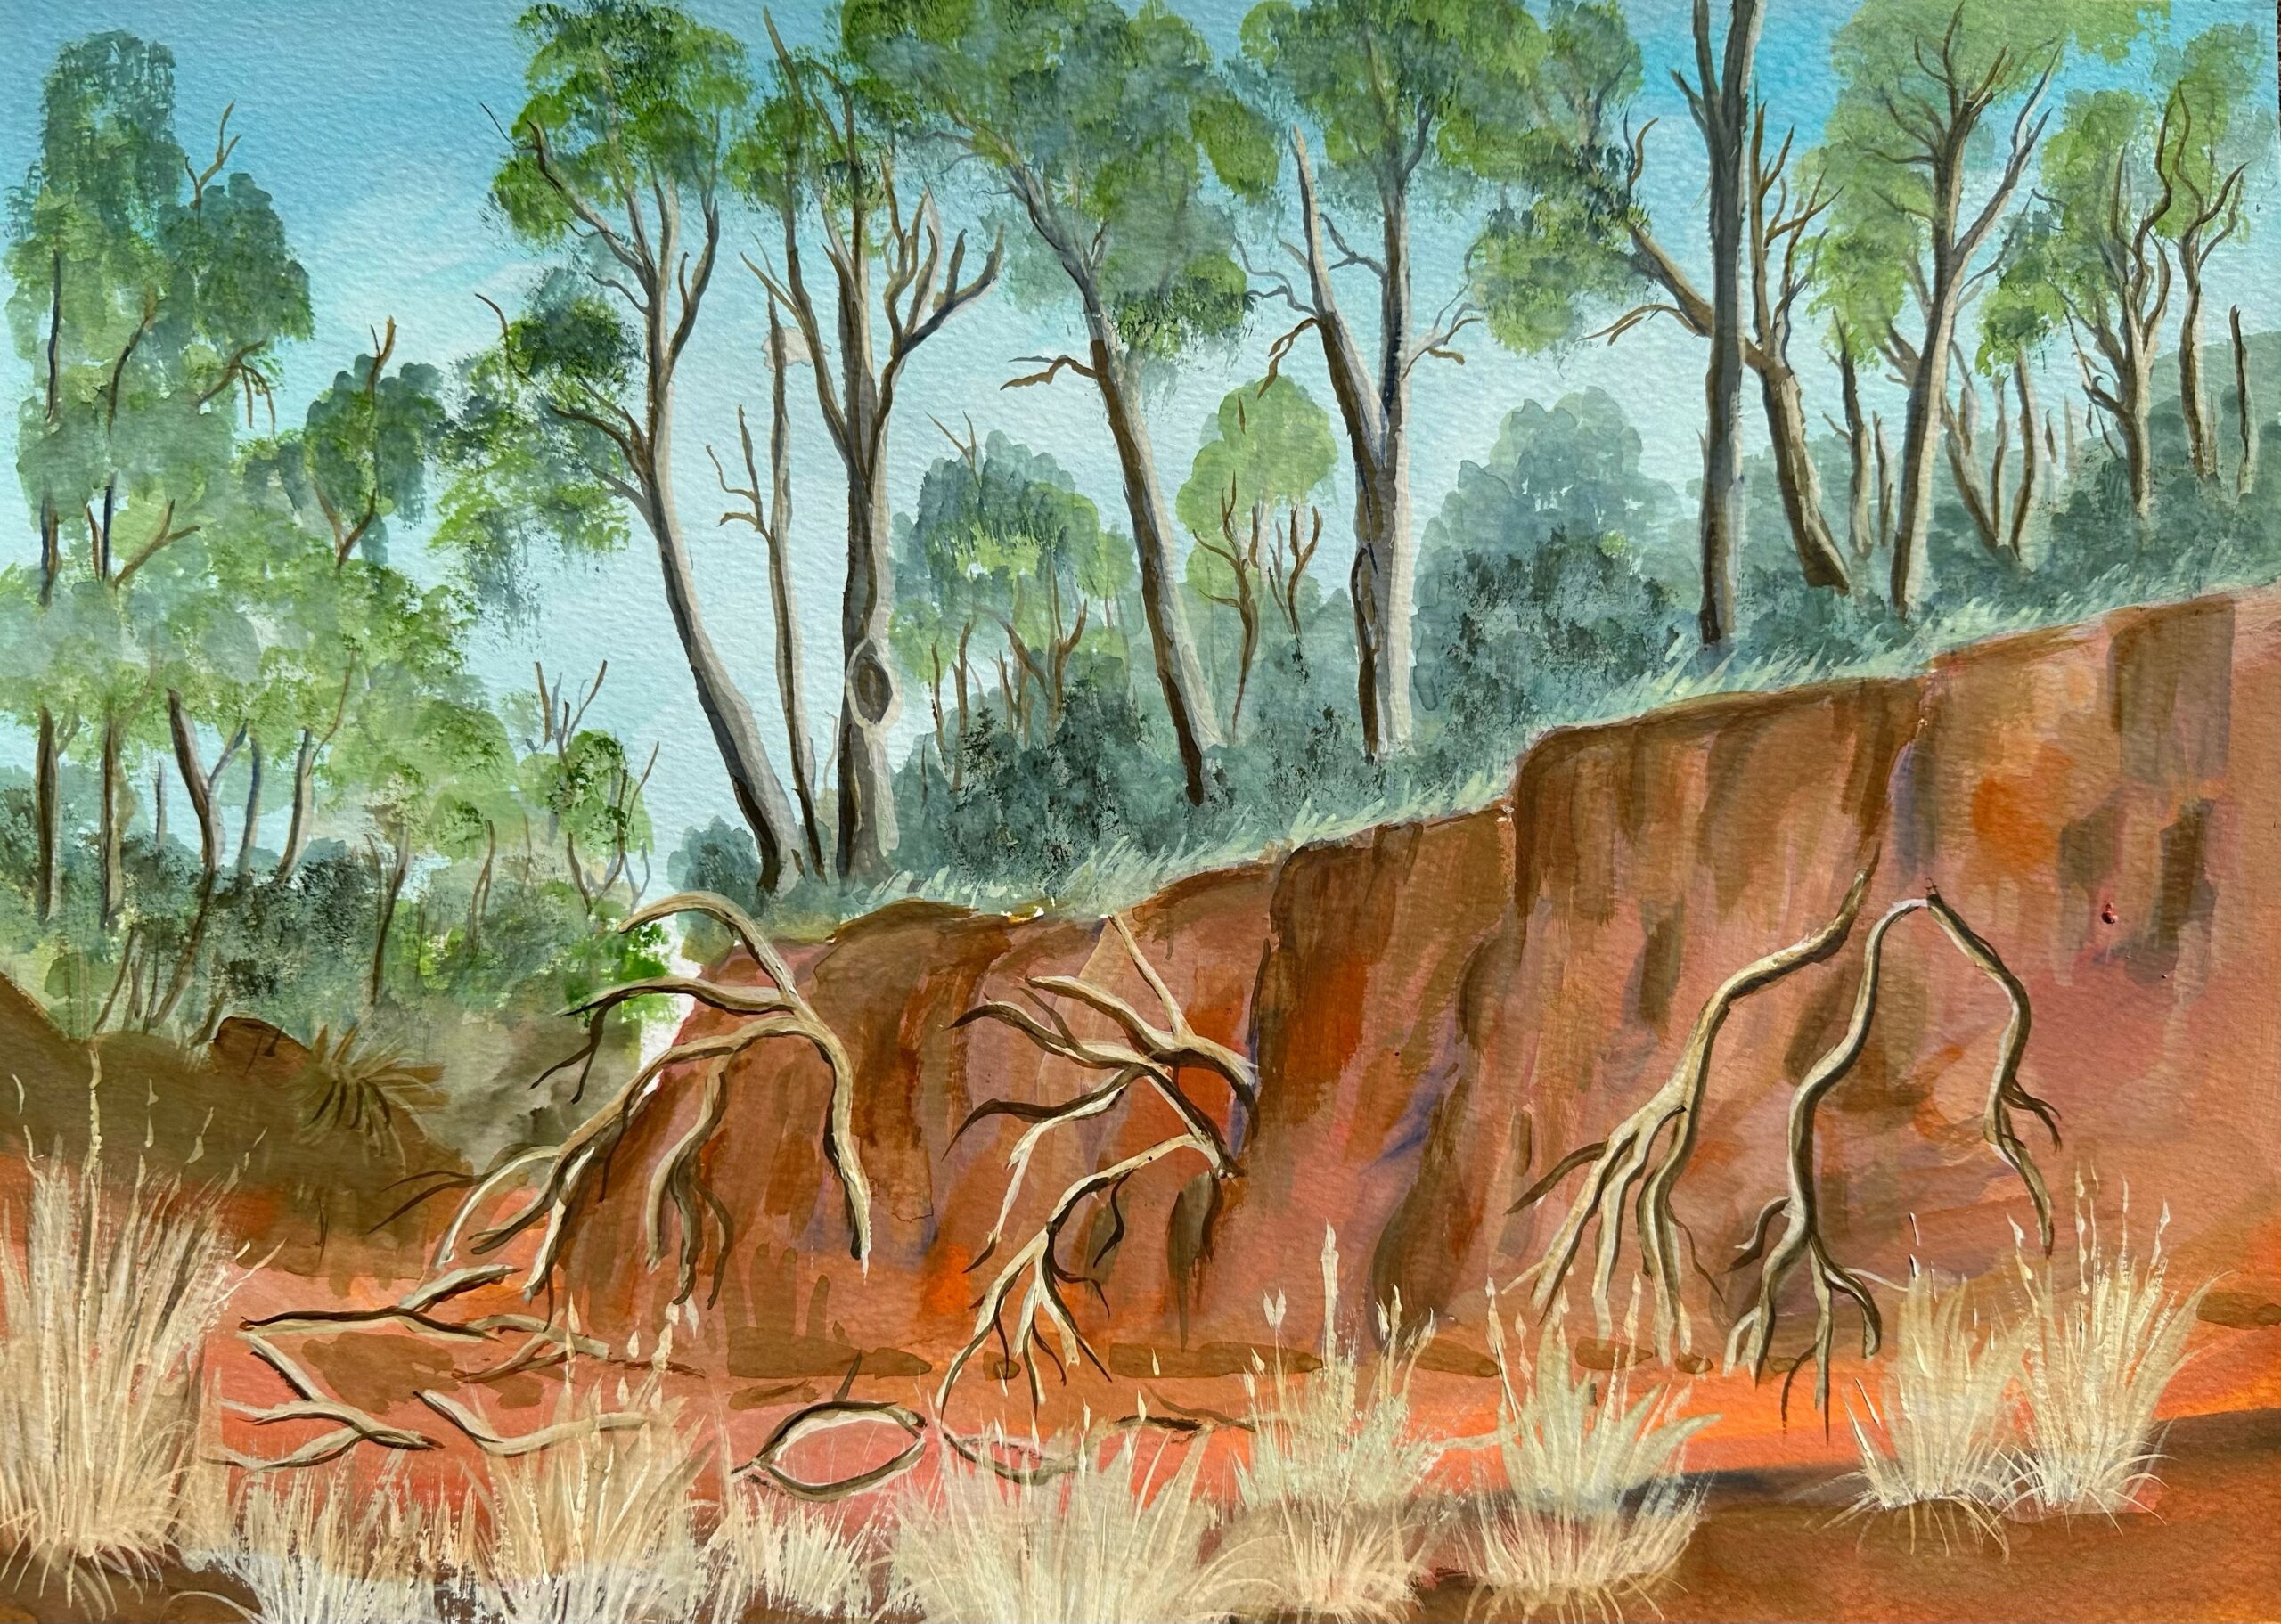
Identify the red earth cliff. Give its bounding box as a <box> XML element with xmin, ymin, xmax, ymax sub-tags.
<box><xmin>561</xmin><ymin>589</ymin><xmax>2281</xmax><ymax>1430</ymax></box>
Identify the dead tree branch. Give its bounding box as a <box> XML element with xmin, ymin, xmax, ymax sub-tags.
<box><xmin>221</xmin><ymin>1332</ymin><xmax>439</xmax><ymax>1470</ymax></box>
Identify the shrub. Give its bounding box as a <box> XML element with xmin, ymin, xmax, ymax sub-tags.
<box><xmin>1227</xmin><ymin>1227</ymin><xmax>1442</xmax><ymax>1620</ymax></box>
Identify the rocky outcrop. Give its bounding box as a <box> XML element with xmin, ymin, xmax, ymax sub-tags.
<box><xmin>564</xmin><ymin>591</ymin><xmax>2281</xmax><ymax>1399</ymax></box>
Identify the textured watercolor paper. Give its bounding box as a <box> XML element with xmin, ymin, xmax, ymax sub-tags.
<box><xmin>0</xmin><ymin>0</ymin><xmax>2275</xmax><ymax>1618</ymax></box>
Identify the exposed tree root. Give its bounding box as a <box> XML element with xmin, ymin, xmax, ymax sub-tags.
<box><xmin>1723</xmin><ymin>887</ymin><xmax>2057</xmax><ymax>1415</ymax></box>
<box><xmin>1517</xmin><ymin>867</ymin><xmax>1877</xmax><ymax>1360</ymax></box>
<box><xmin>221</xmin><ymin>1333</ymin><xmax>438</xmax><ymax>1470</ymax></box>
<box><xmin>940</xmin><ymin>915</ymin><xmax>1255</xmax><ymax>1418</ymax></box>
<box><xmin>436</xmin><ymin>892</ymin><xmax>872</xmax><ymax>1304</ymax></box>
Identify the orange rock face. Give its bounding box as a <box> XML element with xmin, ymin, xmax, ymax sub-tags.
<box><xmin>562</xmin><ymin>592</ymin><xmax>2281</xmax><ymax>1417</ymax></box>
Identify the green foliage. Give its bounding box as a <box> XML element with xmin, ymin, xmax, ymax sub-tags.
<box><xmin>850</xmin><ymin>0</ymin><xmax>1274</xmax><ymax>364</ymax></box>
<box><xmin>1414</xmin><ymin>389</ymin><xmax>1681</xmax><ymax>755</ymax></box>
<box><xmin>491</xmin><ymin>0</ymin><xmax>752</xmax><ymax>244</ymax></box>
<box><xmin>1177</xmin><ymin>377</ymin><xmax>1335</xmax><ymax>540</ymax></box>
<box><xmin>1818</xmin><ymin>0</ymin><xmax>2167</xmax><ymax>340</ymax></box>
<box><xmin>434</xmin><ymin>285</ymin><xmax>629</xmax><ymax>625</ymax></box>
<box><xmin>891</xmin><ymin>433</ymin><xmax>1131</xmax><ymax>748</ymax></box>
<box><xmin>2155</xmin><ymin>23</ymin><xmax>2263</xmax><ymax>237</ymax></box>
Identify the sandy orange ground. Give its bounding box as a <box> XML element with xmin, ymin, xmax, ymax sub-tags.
<box><xmin>15</xmin><ymin>1406</ymin><xmax>2281</xmax><ymax>1622</ymax></box>
<box><xmin>116</xmin><ymin>1257</ymin><xmax>2276</xmax><ymax>1622</ymax></box>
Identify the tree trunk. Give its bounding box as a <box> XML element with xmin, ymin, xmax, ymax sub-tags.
<box><xmin>98</xmin><ymin>711</ymin><xmax>124</xmax><ymax>928</ymax></box>
<box><xmin>837</xmin><ymin>454</ymin><xmax>899</xmax><ymax>880</ymax></box>
<box><xmin>2009</xmin><ymin>364</ymin><xmax>2040</xmax><ymax>555</ymax></box>
<box><xmin>828</xmin><ymin>218</ymin><xmax>902</xmax><ymax>885</ymax></box>
<box><xmin>167</xmin><ymin>695</ymin><xmax>222</xmax><ymax>880</ymax></box>
<box><xmin>758</xmin><ymin>318</ymin><xmax>827</xmax><ymax>875</ymax></box>
<box><xmin>1694</xmin><ymin>0</ymin><xmax>1762</xmax><ymax>645</ymax></box>
<box><xmin>643</xmin><ymin>453</ymin><xmax>800</xmax><ymax>893</ymax></box>
<box><xmin>1874</xmin><ymin>414</ymin><xmax>1894</xmax><ymax>554</ymax></box>
<box><xmin>2117</xmin><ymin>328</ymin><xmax>2155</xmax><ymax>518</ymax></box>
<box><xmin>235</xmin><ymin>738</ymin><xmax>263</xmax><ymax>877</ymax></box>
<box><xmin>2179</xmin><ymin>261</ymin><xmax>2214</xmax><ymax>479</ymax></box>
<box><xmin>1838</xmin><ymin>346</ymin><xmax>1875</xmax><ymax>559</ymax></box>
<box><xmin>1361</xmin><ymin>183</ymin><xmax>1415</xmax><ymax>753</ymax></box>
<box><xmin>156</xmin><ymin>690</ymin><xmax>222</xmax><ymax>1027</ymax></box>
<box><xmin>277</xmin><ymin>727</ymin><xmax>316</xmax><ymax>883</ymax></box>
<box><xmin>367</xmin><ymin>826</ymin><xmax>411</xmax><ymax>1009</ymax></box>
<box><xmin>1893</xmin><ymin>289</ymin><xmax>1960</xmax><ymax>615</ymax></box>
<box><xmin>1287</xmin><ymin>135</ymin><xmax>1412</xmax><ymax>757</ymax></box>
<box><xmin>2235</xmin><ymin>304</ymin><xmax>2259</xmax><ymax>498</ymax></box>
<box><xmin>642</xmin><ymin>196</ymin><xmax>799</xmax><ymax>894</ymax></box>
<box><xmin>1085</xmin><ymin>327</ymin><xmax>1220</xmax><ymax>804</ymax></box>
<box><xmin>1757</xmin><ymin>359</ymin><xmax>1851</xmax><ymax>588</ymax></box>
<box><xmin>33</xmin><ymin>707</ymin><xmax>58</xmax><ymax>923</ymax></box>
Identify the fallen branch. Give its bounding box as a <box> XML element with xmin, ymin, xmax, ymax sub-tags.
<box><xmin>1724</xmin><ymin>887</ymin><xmax>2057</xmax><ymax>1414</ymax></box>
<box><xmin>740</xmin><ymin>1399</ymin><xmax>928</xmax><ymax>1500</ymax></box>
<box><xmin>437</xmin><ymin>892</ymin><xmax>871</xmax><ymax>1304</ymax></box>
<box><xmin>241</xmin><ymin>1264</ymin><xmax>511</xmax><ymax>1342</ymax></box>
<box><xmin>220</xmin><ymin>1332</ymin><xmax>437</xmax><ymax>1470</ymax></box>
<box><xmin>1517</xmin><ymin>866</ymin><xmax>1877</xmax><ymax>1361</ymax></box>
<box><xmin>413</xmin><ymin>1387</ymin><xmax>650</xmax><ymax>1457</ymax></box>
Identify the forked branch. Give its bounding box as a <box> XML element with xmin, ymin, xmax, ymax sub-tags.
<box><xmin>437</xmin><ymin>892</ymin><xmax>871</xmax><ymax>1305</ymax></box>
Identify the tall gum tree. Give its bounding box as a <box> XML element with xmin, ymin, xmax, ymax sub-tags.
<box><xmin>1469</xmin><ymin>2</ymin><xmax>1851</xmax><ymax>643</ymax></box>
<box><xmin>2154</xmin><ymin>24</ymin><xmax>2260</xmax><ymax>482</ymax></box>
<box><xmin>482</xmin><ymin>0</ymin><xmax>804</xmax><ymax>890</ymax></box>
<box><xmin>1240</xmin><ymin>0</ymin><xmax>1601</xmax><ymax>746</ymax></box>
<box><xmin>1818</xmin><ymin>0</ymin><xmax>2162</xmax><ymax>616</ymax></box>
<box><xmin>735</xmin><ymin>25</ymin><xmax>1002</xmax><ymax>881</ymax></box>
<box><xmin>848</xmin><ymin>0</ymin><xmax>1277</xmax><ymax>806</ymax></box>
<box><xmin>4</xmin><ymin>32</ymin><xmax>309</xmax><ymax>927</ymax></box>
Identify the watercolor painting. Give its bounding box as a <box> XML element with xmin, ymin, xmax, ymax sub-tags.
<box><xmin>1</xmin><ymin>0</ymin><xmax>2278</xmax><ymax>1618</ymax></box>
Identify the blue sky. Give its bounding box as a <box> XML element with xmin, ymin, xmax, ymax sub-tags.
<box><xmin>2</xmin><ymin>0</ymin><xmax>2275</xmax><ymax>848</ymax></box>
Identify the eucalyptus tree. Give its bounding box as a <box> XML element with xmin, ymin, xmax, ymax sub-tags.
<box><xmin>2154</xmin><ymin>24</ymin><xmax>2261</xmax><ymax>481</ymax></box>
<box><xmin>848</xmin><ymin>0</ymin><xmax>1277</xmax><ymax>805</ymax></box>
<box><xmin>1983</xmin><ymin>92</ymin><xmax>2172</xmax><ymax>518</ymax></box>
<box><xmin>470</xmin><ymin>0</ymin><xmax>803</xmax><ymax>890</ymax></box>
<box><xmin>236</xmin><ymin>334</ymin><xmax>449</xmax><ymax>880</ymax></box>
<box><xmin>1176</xmin><ymin>376</ymin><xmax>1334</xmax><ymax>734</ymax></box>
<box><xmin>892</xmin><ymin>430</ymin><xmax>1124</xmax><ymax>761</ymax></box>
<box><xmin>1466</xmin><ymin>1</ymin><xmax>1850</xmax><ymax>644</ymax></box>
<box><xmin>734</xmin><ymin>23</ymin><xmax>1002</xmax><ymax>879</ymax></box>
<box><xmin>1240</xmin><ymin>0</ymin><xmax>1619</xmax><ymax>739</ymax></box>
<box><xmin>6</xmin><ymin>30</ymin><xmax>309</xmax><ymax>926</ymax></box>
<box><xmin>1818</xmin><ymin>0</ymin><xmax>2161</xmax><ymax>614</ymax></box>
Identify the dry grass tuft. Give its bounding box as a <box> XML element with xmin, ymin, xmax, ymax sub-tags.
<box><xmin>1846</xmin><ymin>1267</ymin><xmax>2026</xmax><ymax>1545</ymax></box>
<box><xmin>1460</xmin><ymin>1287</ymin><xmax>1709</xmax><ymax>1620</ymax></box>
<box><xmin>1226</xmin><ymin>1227</ymin><xmax>1442</xmax><ymax>1620</ymax></box>
<box><xmin>0</xmin><ymin>1147</ymin><xmax>239</xmax><ymax>1585</ymax></box>
<box><xmin>707</xmin><ymin>1481</ymin><xmax>871</xmax><ymax>1621</ymax></box>
<box><xmin>1463</xmin><ymin>1486</ymin><xmax>1703</xmax><ymax>1623</ymax></box>
<box><xmin>465</xmin><ymin>1367</ymin><xmax>714</xmax><ymax>1624</ymax></box>
<box><xmin>887</xmin><ymin>1429</ymin><xmax>1246</xmax><ymax>1624</ymax></box>
<box><xmin>216</xmin><ymin>1465</ymin><xmax>462</xmax><ymax>1624</ymax></box>
<box><xmin>2015</xmin><ymin>1187</ymin><xmax>2203</xmax><ymax>1517</ymax></box>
